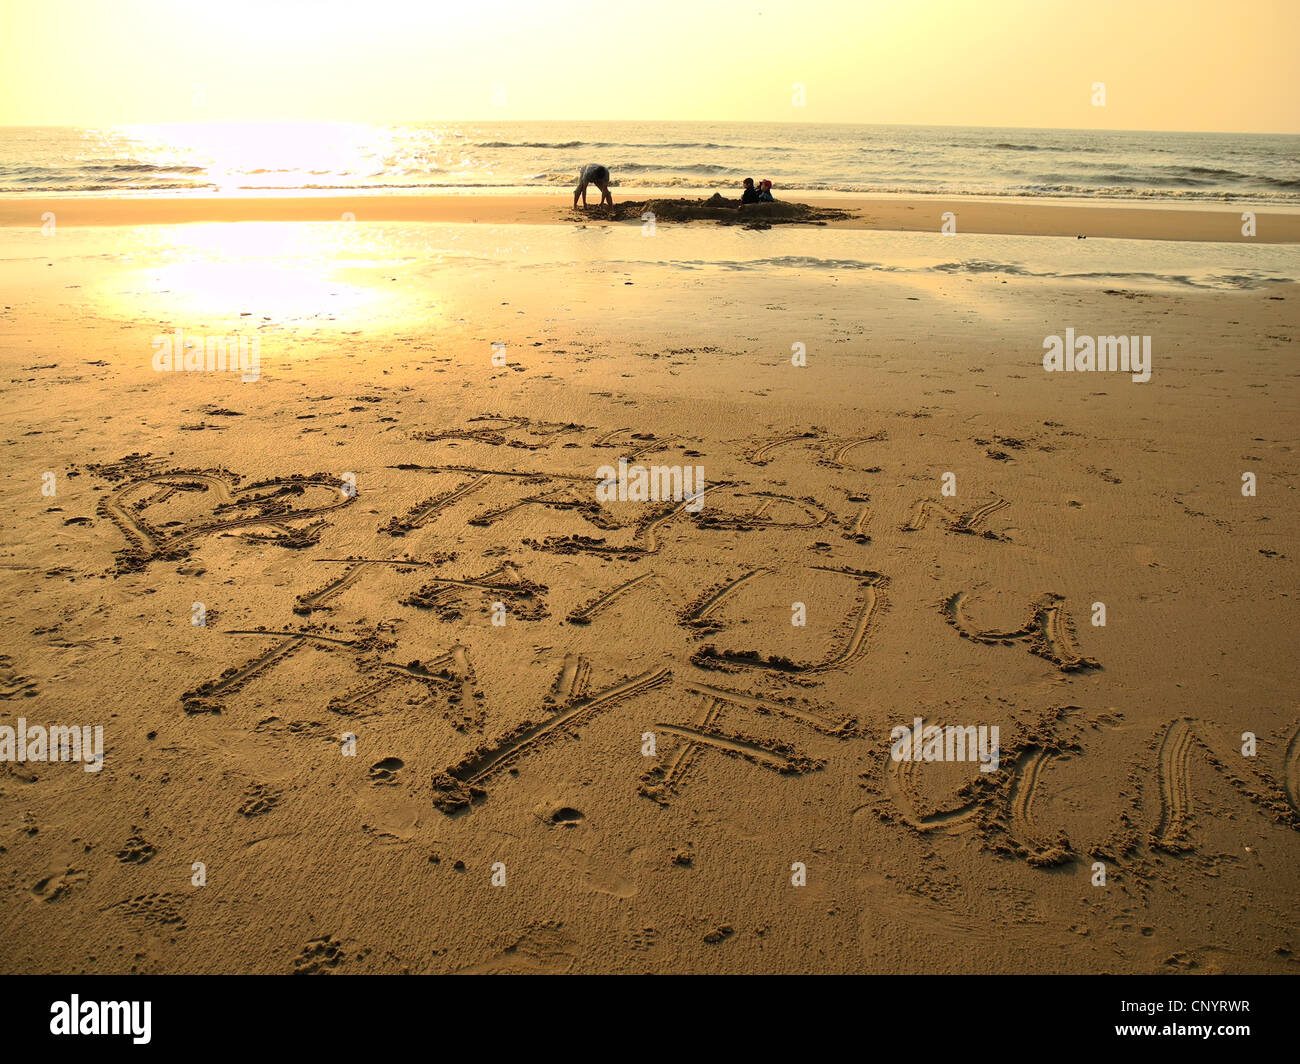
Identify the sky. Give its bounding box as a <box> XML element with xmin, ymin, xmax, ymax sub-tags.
<box><xmin>2</xmin><ymin>0</ymin><xmax>1297</xmax><ymax>133</ymax></box>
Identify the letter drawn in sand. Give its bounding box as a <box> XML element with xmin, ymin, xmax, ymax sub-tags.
<box><xmin>939</xmin><ymin>591</ymin><xmax>1100</xmax><ymax>672</ymax></box>
<box><xmin>639</xmin><ymin>682</ymin><xmax>857</xmax><ymax>806</ymax></box>
<box><xmin>432</xmin><ymin>657</ymin><xmax>673</xmax><ymax>814</ymax></box>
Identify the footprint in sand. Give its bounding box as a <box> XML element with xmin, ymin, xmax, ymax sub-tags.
<box><xmin>293</xmin><ymin>937</ymin><xmax>345</xmax><ymax>974</ymax></box>
<box><xmin>238</xmin><ymin>783</ymin><xmax>282</xmax><ymax>817</ymax></box>
<box><xmin>115</xmin><ymin>828</ymin><xmax>156</xmax><ymax>864</ymax></box>
<box><xmin>106</xmin><ymin>892</ymin><xmax>188</xmax><ymax>932</ymax></box>
<box><xmin>0</xmin><ymin>656</ymin><xmax>38</xmax><ymax>700</ymax></box>
<box><xmin>368</xmin><ymin>757</ymin><xmax>404</xmax><ymax>786</ymax></box>
<box><xmin>547</xmin><ymin>806</ymin><xmax>585</xmax><ymax>828</ymax></box>
<box><xmin>30</xmin><ymin>868</ymin><xmax>89</xmax><ymax>903</ymax></box>
<box><xmin>458</xmin><ymin>923</ymin><xmax>576</xmax><ymax>974</ymax></box>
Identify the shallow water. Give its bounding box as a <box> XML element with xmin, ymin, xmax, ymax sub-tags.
<box><xmin>6</xmin><ymin>219</ymin><xmax>1294</xmax><ymax>329</ymax></box>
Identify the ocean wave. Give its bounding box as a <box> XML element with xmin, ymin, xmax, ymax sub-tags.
<box><xmin>1007</xmin><ymin>179</ymin><xmax>1297</xmax><ymax>201</ymax></box>
<box><xmin>476</xmin><ymin>140</ymin><xmax>586</xmax><ymax>149</ymax></box>
<box><xmin>236</xmin><ymin>181</ymin><xmax>526</xmax><ymax>190</ymax></box>
<box><xmin>0</xmin><ymin>181</ymin><xmax>215</xmax><ymax>193</ymax></box>
<box><xmin>989</xmin><ymin>142</ymin><xmax>1102</xmax><ymax>154</ymax></box>
<box><xmin>606</xmin><ymin>162</ymin><xmax>748</xmax><ymax>175</ymax></box>
<box><xmin>1162</xmin><ymin>165</ymin><xmax>1300</xmax><ymax>190</ymax></box>
<box><xmin>7</xmin><ymin>173</ymin><xmax>1294</xmax><ymax>204</ymax></box>
<box><xmin>475</xmin><ymin>139</ymin><xmax>795</xmax><ymax>152</ymax></box>
<box><xmin>81</xmin><ymin>162</ymin><xmax>206</xmax><ymax>174</ymax></box>
<box><xmin>0</xmin><ymin>162</ymin><xmax>206</xmax><ymax>179</ymax></box>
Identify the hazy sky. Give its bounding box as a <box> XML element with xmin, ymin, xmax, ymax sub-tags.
<box><xmin>3</xmin><ymin>0</ymin><xmax>1297</xmax><ymax>132</ymax></box>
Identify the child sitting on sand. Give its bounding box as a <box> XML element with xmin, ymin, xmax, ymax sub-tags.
<box><xmin>757</xmin><ymin>180</ymin><xmax>775</xmax><ymax>202</ymax></box>
<box><xmin>739</xmin><ymin>178</ymin><xmax>761</xmax><ymax>204</ymax></box>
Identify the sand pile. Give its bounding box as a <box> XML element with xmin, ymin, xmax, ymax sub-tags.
<box><xmin>572</xmin><ymin>195</ymin><xmax>854</xmax><ymax>227</ymax></box>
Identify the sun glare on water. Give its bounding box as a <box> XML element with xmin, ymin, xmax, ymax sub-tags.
<box><xmin>119</xmin><ymin>121</ymin><xmax>400</xmax><ymax>195</ymax></box>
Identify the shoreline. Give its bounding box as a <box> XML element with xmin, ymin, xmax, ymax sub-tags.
<box><xmin>2</xmin><ymin>193</ymin><xmax>1297</xmax><ymax>243</ymax></box>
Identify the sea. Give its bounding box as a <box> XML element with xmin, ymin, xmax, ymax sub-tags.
<box><xmin>1</xmin><ymin>121</ymin><xmax>1297</xmax><ymax>204</ymax></box>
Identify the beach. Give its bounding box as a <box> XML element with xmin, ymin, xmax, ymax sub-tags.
<box><xmin>4</xmin><ymin>193</ymin><xmax>1300</xmax><ymax>243</ymax></box>
<box><xmin>1</xmin><ymin>192</ymin><xmax>1297</xmax><ymax>974</ymax></box>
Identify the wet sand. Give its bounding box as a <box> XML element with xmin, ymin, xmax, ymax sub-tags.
<box><xmin>3</xmin><ymin>192</ymin><xmax>1298</xmax><ymax>242</ymax></box>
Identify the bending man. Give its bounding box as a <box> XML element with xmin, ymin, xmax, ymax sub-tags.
<box><xmin>574</xmin><ymin>163</ymin><xmax>613</xmax><ymax>209</ymax></box>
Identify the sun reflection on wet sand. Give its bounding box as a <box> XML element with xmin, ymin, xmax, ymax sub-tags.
<box><xmin>101</xmin><ymin>222</ymin><xmax>397</xmax><ymax>327</ymax></box>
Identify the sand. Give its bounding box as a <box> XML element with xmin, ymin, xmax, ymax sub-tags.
<box><xmin>0</xmin><ymin>197</ymin><xmax>1297</xmax><ymax>974</ymax></box>
<box><xmin>2</xmin><ymin>192</ymin><xmax>1298</xmax><ymax>242</ymax></box>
